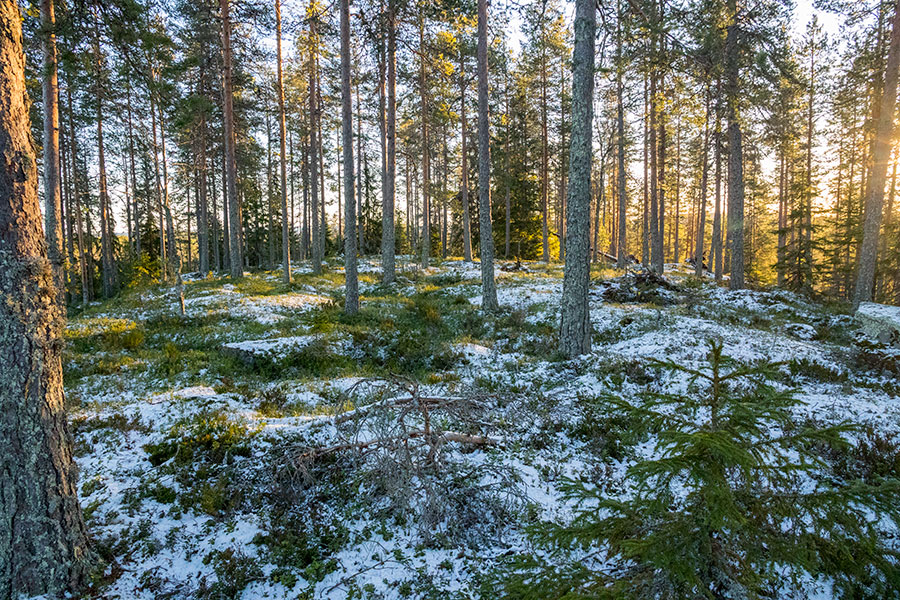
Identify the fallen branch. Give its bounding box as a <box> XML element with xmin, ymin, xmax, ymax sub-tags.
<box><xmin>295</xmin><ymin>429</ymin><xmax>499</xmax><ymax>463</ymax></box>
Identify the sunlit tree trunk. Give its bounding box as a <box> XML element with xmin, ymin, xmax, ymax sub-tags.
<box><xmin>0</xmin><ymin>2</ymin><xmax>92</xmax><ymax>594</ymax></box>
<box><xmin>854</xmin><ymin>0</ymin><xmax>900</xmax><ymax>307</ymax></box>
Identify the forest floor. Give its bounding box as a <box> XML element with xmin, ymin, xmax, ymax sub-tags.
<box><xmin>65</xmin><ymin>257</ymin><xmax>900</xmax><ymax>600</ymax></box>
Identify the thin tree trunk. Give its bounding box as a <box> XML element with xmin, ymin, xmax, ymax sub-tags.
<box><xmin>157</xmin><ymin>101</ymin><xmax>184</xmax><ymax>314</ymax></box>
<box><xmin>309</xmin><ymin>10</ymin><xmax>322</xmax><ymax>273</ymax></box>
<box><xmin>65</xmin><ymin>82</ymin><xmax>90</xmax><ymax>303</ymax></box>
<box><xmin>642</xmin><ymin>75</ymin><xmax>649</xmax><ymax>267</ymax></box>
<box><xmin>460</xmin><ymin>44</ymin><xmax>472</xmax><ymax>261</ymax></box>
<box><xmin>382</xmin><ymin>2</ymin><xmax>397</xmax><ymax>282</ymax></box>
<box><xmin>476</xmin><ymin>0</ymin><xmax>498</xmax><ymax>311</ymax></box>
<box><xmin>725</xmin><ymin>0</ymin><xmax>744</xmax><ymax>289</ymax></box>
<box><xmin>559</xmin><ymin>0</ymin><xmax>595</xmax><ymax>357</ymax></box>
<box><xmin>419</xmin><ymin>12</ymin><xmax>431</xmax><ymax>267</ymax></box>
<box><xmin>356</xmin><ymin>62</ymin><xmax>364</xmax><ymax>254</ymax></box>
<box><xmin>0</xmin><ymin>3</ymin><xmax>92</xmax><ymax>594</ymax></box>
<box><xmin>275</xmin><ymin>0</ymin><xmax>291</xmax><ymax>282</ymax></box>
<box><xmin>504</xmin><ymin>61</ymin><xmax>511</xmax><ymax>259</ymax></box>
<box><xmin>540</xmin><ymin>46</ymin><xmax>549</xmax><ymax>262</ymax></box>
<box><xmin>615</xmin><ymin>0</ymin><xmax>626</xmax><ymax>268</ymax></box>
<box><xmin>198</xmin><ymin>113</ymin><xmax>209</xmax><ymax>273</ymax></box>
<box><xmin>695</xmin><ymin>90</ymin><xmax>711</xmax><ymax>277</ymax></box>
<box><xmin>341</xmin><ymin>0</ymin><xmax>358</xmax><ymax>314</ymax></box>
<box><xmin>41</xmin><ymin>0</ymin><xmax>64</xmax><ymax>306</ymax></box>
<box><xmin>266</xmin><ymin>86</ymin><xmax>275</xmax><ymax>270</ymax></box>
<box><xmin>221</xmin><ymin>0</ymin><xmax>242</xmax><ymax>278</ymax></box>
<box><xmin>93</xmin><ymin>11</ymin><xmax>114</xmax><ymax>299</ymax></box>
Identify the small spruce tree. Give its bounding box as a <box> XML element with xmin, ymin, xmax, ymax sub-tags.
<box><xmin>503</xmin><ymin>341</ymin><xmax>900</xmax><ymax>599</ymax></box>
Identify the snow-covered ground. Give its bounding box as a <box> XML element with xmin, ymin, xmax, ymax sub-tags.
<box><xmin>65</xmin><ymin>259</ymin><xmax>900</xmax><ymax>599</ymax></box>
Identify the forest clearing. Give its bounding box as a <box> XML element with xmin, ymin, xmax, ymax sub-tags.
<box><xmin>63</xmin><ymin>259</ymin><xmax>900</xmax><ymax>598</ymax></box>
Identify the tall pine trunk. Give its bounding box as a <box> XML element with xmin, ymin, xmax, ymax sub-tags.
<box><xmin>695</xmin><ymin>91</ymin><xmax>711</xmax><ymax>277</ymax></box>
<box><xmin>540</xmin><ymin>47</ymin><xmax>549</xmax><ymax>262</ymax></box>
<box><xmin>476</xmin><ymin>0</ymin><xmax>497</xmax><ymax>311</ymax></box>
<box><xmin>559</xmin><ymin>0</ymin><xmax>595</xmax><ymax>357</ymax></box>
<box><xmin>309</xmin><ymin>10</ymin><xmax>322</xmax><ymax>273</ymax></box>
<box><xmin>381</xmin><ymin>2</ymin><xmax>397</xmax><ymax>283</ymax></box>
<box><xmin>41</xmin><ymin>0</ymin><xmax>64</xmax><ymax>306</ymax></box>
<box><xmin>0</xmin><ymin>2</ymin><xmax>92</xmax><ymax>593</ymax></box>
<box><xmin>615</xmin><ymin>0</ymin><xmax>627</xmax><ymax>268</ymax></box>
<box><xmin>419</xmin><ymin>13</ymin><xmax>431</xmax><ymax>267</ymax></box>
<box><xmin>460</xmin><ymin>44</ymin><xmax>473</xmax><ymax>262</ymax></box>
<box><xmin>276</xmin><ymin>0</ymin><xmax>291</xmax><ymax>282</ymax></box>
<box><xmin>341</xmin><ymin>0</ymin><xmax>358</xmax><ymax>314</ymax></box>
<box><xmin>93</xmin><ymin>10</ymin><xmax>114</xmax><ymax>298</ymax></box>
<box><xmin>725</xmin><ymin>0</ymin><xmax>745</xmax><ymax>289</ymax></box>
<box><xmin>221</xmin><ymin>0</ymin><xmax>243</xmax><ymax>279</ymax></box>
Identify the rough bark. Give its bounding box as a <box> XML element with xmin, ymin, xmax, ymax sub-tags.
<box><xmin>0</xmin><ymin>2</ymin><xmax>92</xmax><ymax>594</ymax></box>
<box><xmin>476</xmin><ymin>0</ymin><xmax>498</xmax><ymax>311</ymax></box>
<box><xmin>854</xmin><ymin>0</ymin><xmax>900</xmax><ymax>308</ymax></box>
<box><xmin>559</xmin><ymin>0</ymin><xmax>595</xmax><ymax>358</ymax></box>
<box><xmin>221</xmin><ymin>0</ymin><xmax>243</xmax><ymax>279</ymax></box>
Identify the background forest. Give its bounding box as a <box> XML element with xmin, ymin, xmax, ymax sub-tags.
<box><xmin>19</xmin><ymin>0</ymin><xmax>900</xmax><ymax>307</ymax></box>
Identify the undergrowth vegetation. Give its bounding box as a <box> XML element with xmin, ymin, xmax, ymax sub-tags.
<box><xmin>65</xmin><ymin>262</ymin><xmax>900</xmax><ymax>599</ymax></box>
